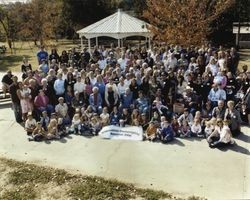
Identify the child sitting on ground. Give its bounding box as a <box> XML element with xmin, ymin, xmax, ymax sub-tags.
<box><xmin>79</xmin><ymin>115</ymin><xmax>92</xmax><ymax>135</ymax></box>
<box><xmin>57</xmin><ymin>118</ymin><xmax>67</xmax><ymax>137</ymax></box>
<box><xmin>179</xmin><ymin>120</ymin><xmax>191</xmax><ymax>137</ymax></box>
<box><xmin>40</xmin><ymin>111</ymin><xmax>50</xmax><ymax>131</ymax></box>
<box><xmin>47</xmin><ymin>118</ymin><xmax>60</xmax><ymax>140</ymax></box>
<box><xmin>25</xmin><ymin>113</ymin><xmax>36</xmax><ymax>135</ymax></box>
<box><xmin>145</xmin><ymin>121</ymin><xmax>157</xmax><ymax>141</ymax></box>
<box><xmin>160</xmin><ymin>120</ymin><xmax>174</xmax><ymax>143</ymax></box>
<box><xmin>191</xmin><ymin>118</ymin><xmax>203</xmax><ymax>137</ymax></box>
<box><xmin>90</xmin><ymin>115</ymin><xmax>102</xmax><ymax>135</ymax></box>
<box><xmin>100</xmin><ymin>107</ymin><xmax>110</xmax><ymax>126</ymax></box>
<box><xmin>71</xmin><ymin>113</ymin><xmax>81</xmax><ymax>134</ymax></box>
<box><xmin>204</xmin><ymin>120</ymin><xmax>213</xmax><ymax>138</ymax></box>
<box><xmin>29</xmin><ymin>122</ymin><xmax>46</xmax><ymax>142</ymax></box>
<box><xmin>171</xmin><ymin>116</ymin><xmax>180</xmax><ymax>137</ymax></box>
<box><xmin>209</xmin><ymin>120</ymin><xmax>235</xmax><ymax>148</ymax></box>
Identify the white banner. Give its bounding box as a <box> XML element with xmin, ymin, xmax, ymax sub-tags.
<box><xmin>99</xmin><ymin>125</ymin><xmax>143</xmax><ymax>141</ymax></box>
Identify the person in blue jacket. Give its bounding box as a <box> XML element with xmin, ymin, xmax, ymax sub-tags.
<box><xmin>160</xmin><ymin>120</ymin><xmax>174</xmax><ymax>143</ymax></box>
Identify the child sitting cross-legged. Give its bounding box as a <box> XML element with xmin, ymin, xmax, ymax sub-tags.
<box><xmin>145</xmin><ymin>121</ymin><xmax>157</xmax><ymax>141</ymax></box>
<box><xmin>160</xmin><ymin>120</ymin><xmax>174</xmax><ymax>143</ymax></box>
<box><xmin>179</xmin><ymin>120</ymin><xmax>191</xmax><ymax>138</ymax></box>
<box><xmin>57</xmin><ymin>117</ymin><xmax>67</xmax><ymax>137</ymax></box>
<box><xmin>90</xmin><ymin>114</ymin><xmax>102</xmax><ymax>136</ymax></box>
<box><xmin>28</xmin><ymin>122</ymin><xmax>46</xmax><ymax>142</ymax></box>
<box><xmin>47</xmin><ymin>118</ymin><xmax>60</xmax><ymax>140</ymax></box>
<box><xmin>71</xmin><ymin>113</ymin><xmax>81</xmax><ymax>134</ymax></box>
<box><xmin>25</xmin><ymin>113</ymin><xmax>36</xmax><ymax>136</ymax></box>
<box><xmin>79</xmin><ymin>115</ymin><xmax>93</xmax><ymax>135</ymax></box>
<box><xmin>191</xmin><ymin>118</ymin><xmax>203</xmax><ymax>137</ymax></box>
<box><xmin>204</xmin><ymin>120</ymin><xmax>213</xmax><ymax>138</ymax></box>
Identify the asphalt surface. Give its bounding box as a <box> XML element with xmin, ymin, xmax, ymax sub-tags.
<box><xmin>0</xmin><ymin>106</ymin><xmax>249</xmax><ymax>199</ymax></box>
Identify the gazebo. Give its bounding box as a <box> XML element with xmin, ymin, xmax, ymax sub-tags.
<box><xmin>77</xmin><ymin>9</ymin><xmax>153</xmax><ymax>52</ymax></box>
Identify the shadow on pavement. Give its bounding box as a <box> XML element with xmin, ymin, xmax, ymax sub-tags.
<box><xmin>235</xmin><ymin>132</ymin><xmax>250</xmax><ymax>144</ymax></box>
<box><xmin>218</xmin><ymin>142</ymin><xmax>250</xmax><ymax>155</ymax></box>
<box><xmin>168</xmin><ymin>139</ymin><xmax>185</xmax><ymax>146</ymax></box>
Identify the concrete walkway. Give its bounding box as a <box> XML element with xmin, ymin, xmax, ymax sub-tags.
<box><xmin>0</xmin><ymin>107</ymin><xmax>249</xmax><ymax>199</ymax></box>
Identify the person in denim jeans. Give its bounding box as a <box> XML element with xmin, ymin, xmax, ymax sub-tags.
<box><xmin>135</xmin><ymin>91</ymin><xmax>149</xmax><ymax>114</ymax></box>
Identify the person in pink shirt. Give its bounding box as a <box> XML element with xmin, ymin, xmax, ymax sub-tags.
<box><xmin>34</xmin><ymin>89</ymin><xmax>54</xmax><ymax>115</ymax></box>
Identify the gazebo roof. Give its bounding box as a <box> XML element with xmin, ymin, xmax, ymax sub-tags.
<box><xmin>77</xmin><ymin>9</ymin><xmax>153</xmax><ymax>39</ymax></box>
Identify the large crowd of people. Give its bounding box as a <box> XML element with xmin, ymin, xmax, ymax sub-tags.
<box><xmin>1</xmin><ymin>43</ymin><xmax>250</xmax><ymax>148</ymax></box>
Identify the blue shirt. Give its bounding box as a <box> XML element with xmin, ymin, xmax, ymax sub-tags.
<box><xmin>37</xmin><ymin>50</ymin><xmax>48</xmax><ymax>63</ymax></box>
<box><xmin>54</xmin><ymin>79</ymin><xmax>65</xmax><ymax>95</ymax></box>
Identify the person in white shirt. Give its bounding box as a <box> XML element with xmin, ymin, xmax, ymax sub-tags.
<box><xmin>100</xmin><ymin>107</ymin><xmax>110</xmax><ymax>126</ymax></box>
<box><xmin>208</xmin><ymin>120</ymin><xmax>234</xmax><ymax>148</ymax></box>
<box><xmin>88</xmin><ymin>71</ymin><xmax>97</xmax><ymax>86</ymax></box>
<box><xmin>25</xmin><ymin>113</ymin><xmax>36</xmax><ymax>135</ymax></box>
<box><xmin>165</xmin><ymin>53</ymin><xmax>177</xmax><ymax>71</ymax></box>
<box><xmin>191</xmin><ymin>118</ymin><xmax>202</xmax><ymax>137</ymax></box>
<box><xmin>117</xmin><ymin>77</ymin><xmax>126</xmax><ymax>96</ymax></box>
<box><xmin>124</xmin><ymin>73</ymin><xmax>131</xmax><ymax>88</ymax></box>
<box><xmin>206</xmin><ymin>58</ymin><xmax>219</xmax><ymax>76</ymax></box>
<box><xmin>74</xmin><ymin>76</ymin><xmax>85</xmax><ymax>94</ymax></box>
<box><xmin>117</xmin><ymin>54</ymin><xmax>129</xmax><ymax>71</ymax></box>
<box><xmin>97</xmin><ymin>56</ymin><xmax>107</xmax><ymax>70</ymax></box>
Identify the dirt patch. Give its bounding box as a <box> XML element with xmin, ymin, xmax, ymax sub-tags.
<box><xmin>0</xmin><ymin>157</ymin><xmax>205</xmax><ymax>200</ymax></box>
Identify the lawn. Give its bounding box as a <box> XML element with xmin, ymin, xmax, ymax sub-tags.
<box><xmin>0</xmin><ymin>40</ymin><xmax>80</xmax><ymax>72</ymax></box>
<box><xmin>0</xmin><ymin>157</ymin><xmax>204</xmax><ymax>200</ymax></box>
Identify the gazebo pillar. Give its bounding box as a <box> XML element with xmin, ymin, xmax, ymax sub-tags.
<box><xmin>96</xmin><ymin>37</ymin><xmax>98</xmax><ymax>47</ymax></box>
<box><xmin>88</xmin><ymin>38</ymin><xmax>91</xmax><ymax>53</ymax></box>
<box><xmin>80</xmin><ymin>36</ymin><xmax>83</xmax><ymax>49</ymax></box>
<box><xmin>148</xmin><ymin>37</ymin><xmax>151</xmax><ymax>50</ymax></box>
<box><xmin>118</xmin><ymin>39</ymin><xmax>121</xmax><ymax>48</ymax></box>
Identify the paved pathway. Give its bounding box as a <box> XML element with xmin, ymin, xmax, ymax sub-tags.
<box><xmin>0</xmin><ymin>107</ymin><xmax>249</xmax><ymax>199</ymax></box>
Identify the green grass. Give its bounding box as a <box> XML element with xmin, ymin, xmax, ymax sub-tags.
<box><xmin>1</xmin><ymin>187</ymin><xmax>37</xmax><ymax>200</ymax></box>
<box><xmin>0</xmin><ymin>157</ymin><xmax>205</xmax><ymax>200</ymax></box>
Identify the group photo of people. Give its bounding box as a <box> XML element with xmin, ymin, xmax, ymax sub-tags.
<box><xmin>2</xmin><ymin>43</ymin><xmax>250</xmax><ymax>148</ymax></box>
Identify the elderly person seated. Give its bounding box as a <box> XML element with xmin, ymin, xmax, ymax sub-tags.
<box><xmin>34</xmin><ymin>89</ymin><xmax>54</xmax><ymax>116</ymax></box>
<box><xmin>89</xmin><ymin>87</ymin><xmax>103</xmax><ymax>114</ymax></box>
<box><xmin>55</xmin><ymin>97</ymin><xmax>71</xmax><ymax>125</ymax></box>
<box><xmin>224</xmin><ymin>100</ymin><xmax>242</xmax><ymax>137</ymax></box>
<box><xmin>208</xmin><ymin>83</ymin><xmax>226</xmax><ymax>108</ymax></box>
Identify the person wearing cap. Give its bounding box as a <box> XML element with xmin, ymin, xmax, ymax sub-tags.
<box><xmin>178</xmin><ymin>108</ymin><xmax>194</xmax><ymax>127</ymax></box>
<box><xmin>1</xmin><ymin>70</ymin><xmax>13</xmax><ymax>98</ymax></box>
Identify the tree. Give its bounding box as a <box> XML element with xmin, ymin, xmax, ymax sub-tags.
<box><xmin>143</xmin><ymin>0</ymin><xmax>236</xmax><ymax>46</ymax></box>
<box><xmin>17</xmin><ymin>0</ymin><xmax>63</xmax><ymax>45</ymax></box>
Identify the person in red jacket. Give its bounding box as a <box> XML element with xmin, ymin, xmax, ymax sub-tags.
<box><xmin>34</xmin><ymin>89</ymin><xmax>54</xmax><ymax>116</ymax></box>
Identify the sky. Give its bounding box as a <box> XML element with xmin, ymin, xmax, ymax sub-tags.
<box><xmin>0</xmin><ymin>0</ymin><xmax>27</xmax><ymax>4</ymax></box>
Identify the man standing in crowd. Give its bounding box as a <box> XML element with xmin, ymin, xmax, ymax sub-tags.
<box><xmin>9</xmin><ymin>76</ymin><xmax>22</xmax><ymax>123</ymax></box>
<box><xmin>37</xmin><ymin>46</ymin><xmax>48</xmax><ymax>64</ymax></box>
<box><xmin>1</xmin><ymin>70</ymin><xmax>13</xmax><ymax>98</ymax></box>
